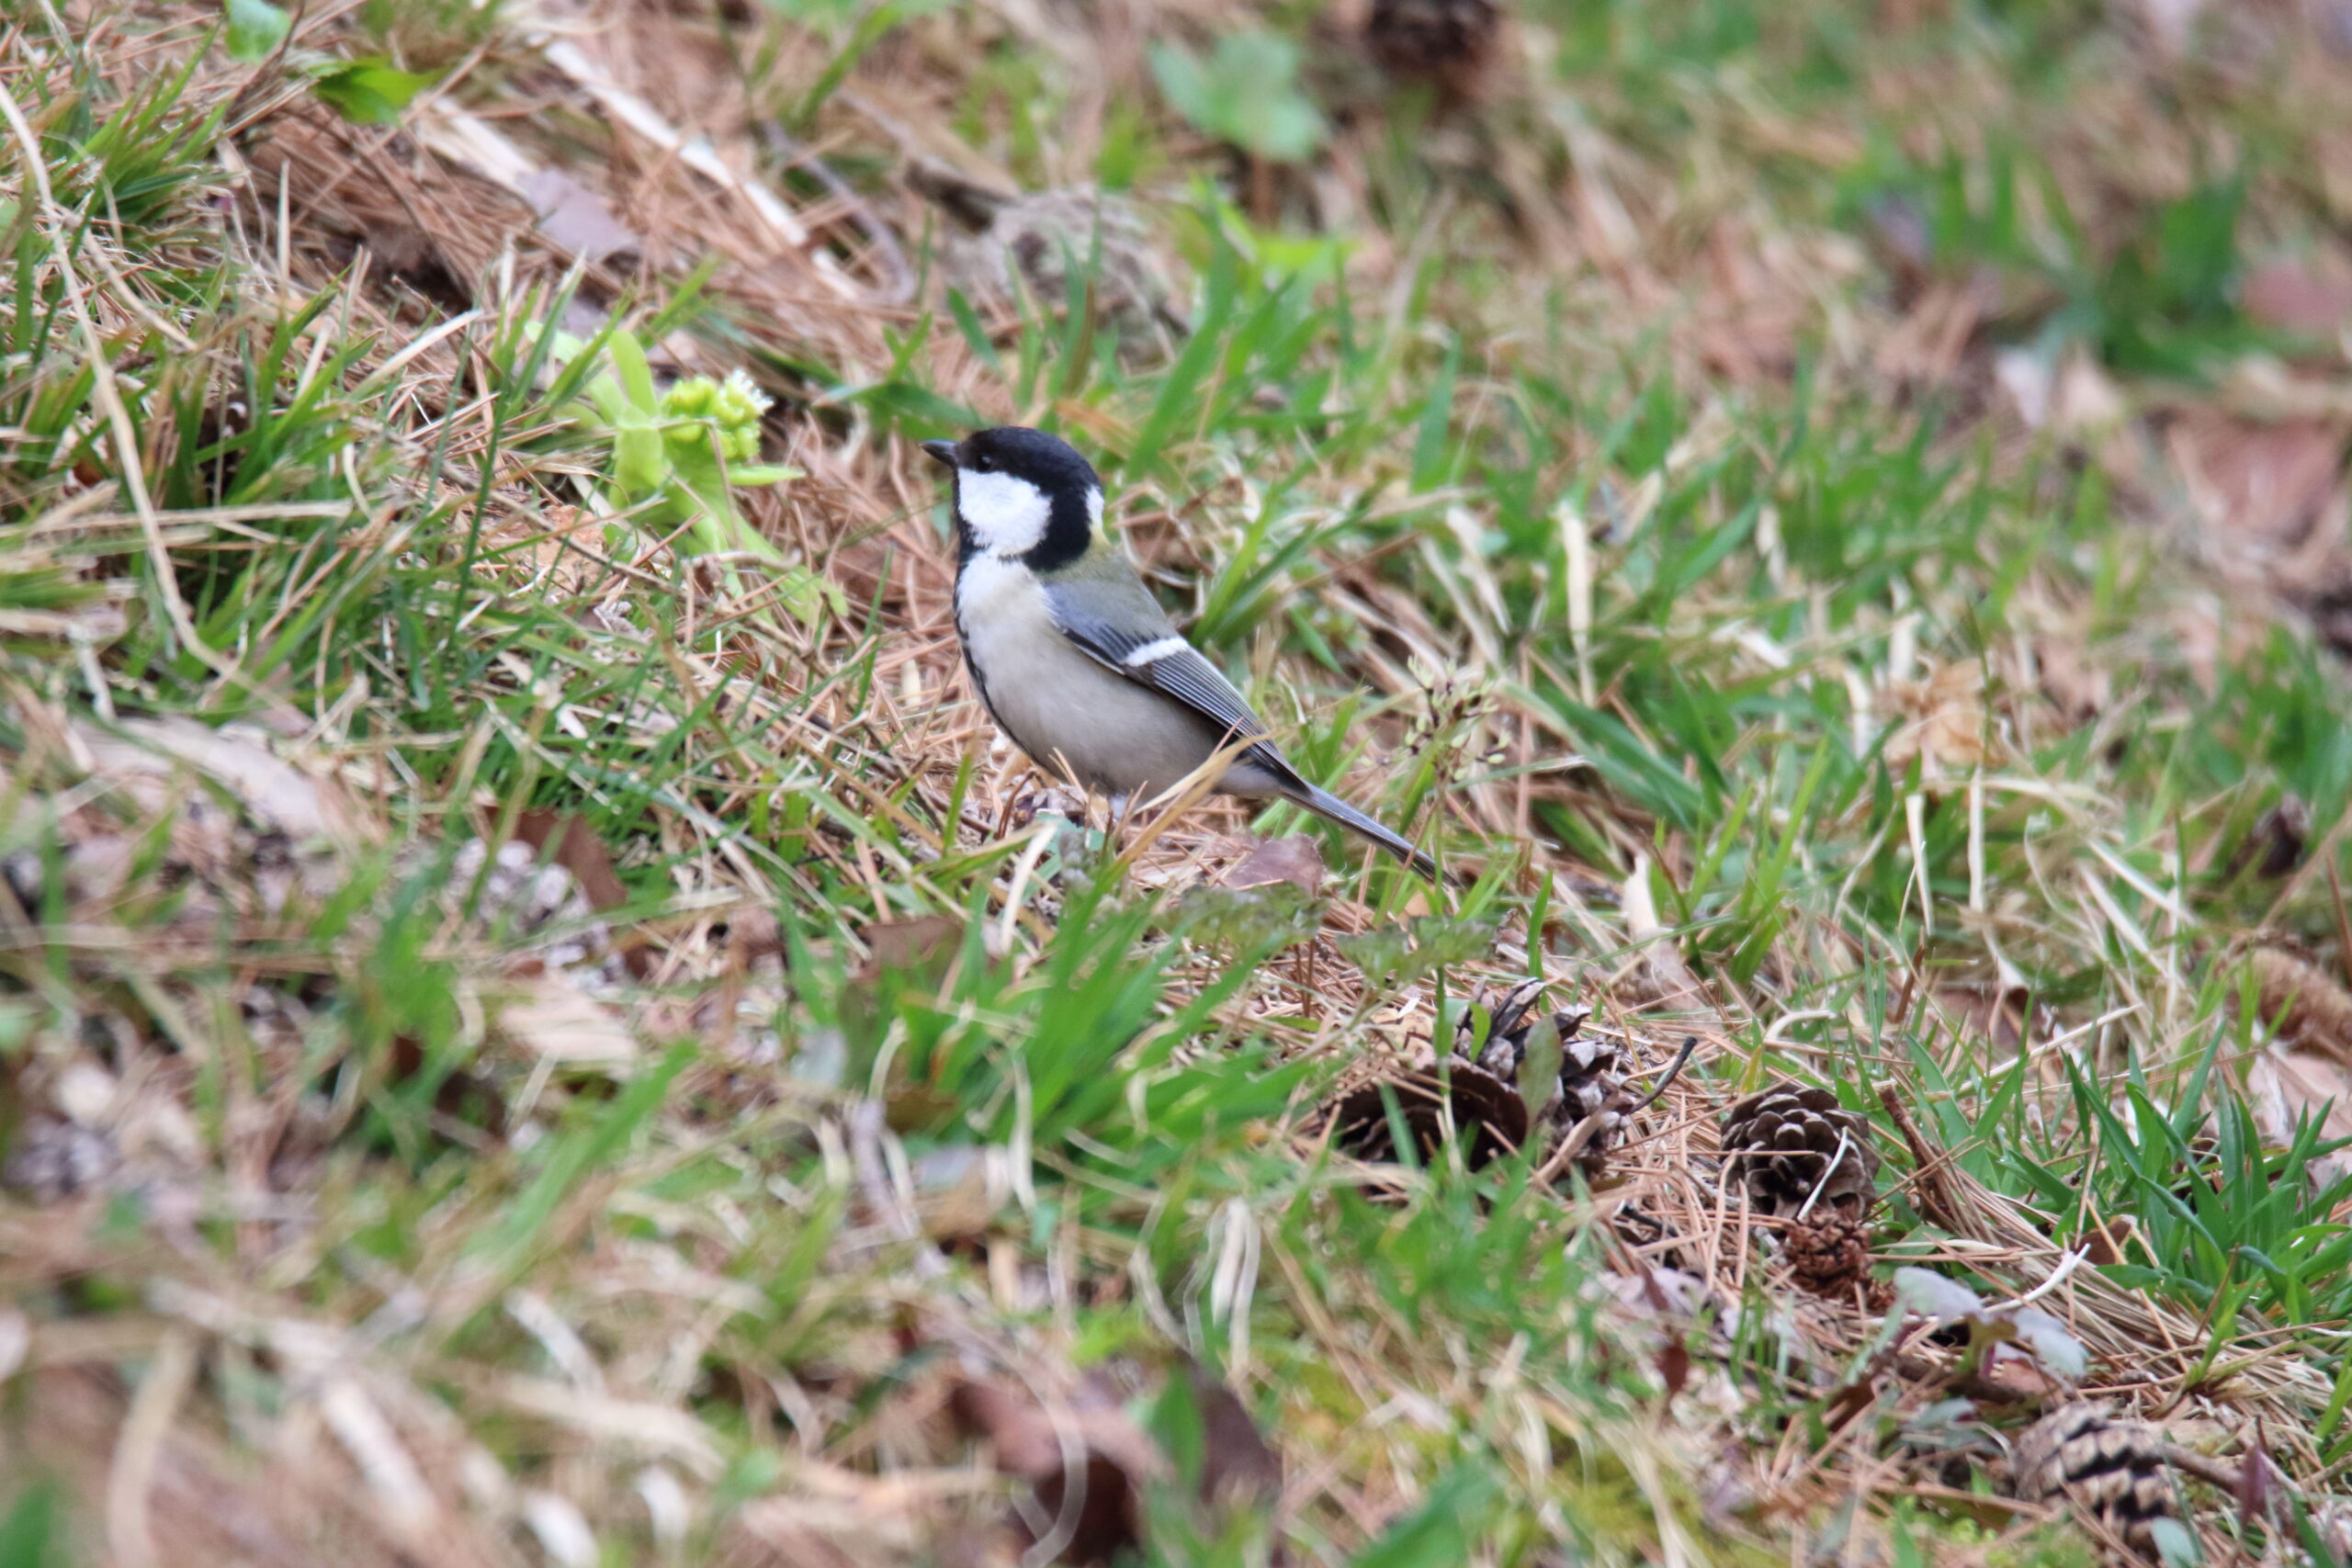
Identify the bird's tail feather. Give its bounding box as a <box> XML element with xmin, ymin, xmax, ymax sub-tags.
<box><xmin>1286</xmin><ymin>784</ymin><xmax>1440</xmax><ymax>881</ymax></box>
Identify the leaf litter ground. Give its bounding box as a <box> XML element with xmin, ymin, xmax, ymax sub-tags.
<box><xmin>8</xmin><ymin>1</ymin><xmax>2352</xmax><ymax>1563</ymax></box>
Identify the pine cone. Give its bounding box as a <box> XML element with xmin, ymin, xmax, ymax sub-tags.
<box><xmin>1364</xmin><ymin>0</ymin><xmax>1501</xmax><ymax>96</ymax></box>
<box><xmin>1720</xmin><ymin>1082</ymin><xmax>1878</xmax><ymax>1217</ymax></box>
<box><xmin>1456</xmin><ymin>983</ymin><xmax>1622</xmax><ymax>1178</ymax></box>
<box><xmin>910</xmin><ymin>165</ymin><xmax>1186</xmax><ymax>350</ymax></box>
<box><xmin>1556</xmin><ymin>1031</ymin><xmax>1627</xmax><ymax>1127</ymax></box>
<box><xmin>1783</xmin><ymin>1210</ymin><xmax>1872</xmax><ymax>1298</ymax></box>
<box><xmin>2011</xmin><ymin>1405</ymin><xmax>2183</xmax><ymax>1557</ymax></box>
<box><xmin>1328</xmin><ymin>1061</ymin><xmax>1528</xmax><ymax>1172</ymax></box>
<box><xmin>1456</xmin><ymin>981</ymin><xmax>1597</xmax><ymax>1089</ymax></box>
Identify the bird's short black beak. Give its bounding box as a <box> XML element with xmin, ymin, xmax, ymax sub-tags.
<box><xmin>920</xmin><ymin>439</ymin><xmax>958</xmax><ymax>469</ymax></box>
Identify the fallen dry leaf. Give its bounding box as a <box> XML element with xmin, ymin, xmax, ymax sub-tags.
<box><xmin>2082</xmin><ymin>1213</ymin><xmax>2139</xmax><ymax>1268</ymax></box>
<box><xmin>1182</xmin><ymin>1359</ymin><xmax>1281</xmax><ymax>1511</ymax></box>
<box><xmin>2245</xmin><ymin>1048</ymin><xmax>2352</xmax><ymax>1187</ymax></box>
<box><xmin>952</xmin><ymin>1375</ymin><xmax>1165</xmax><ymax>1565</ymax></box>
<box><xmin>1222</xmin><ymin>834</ymin><xmax>1326</xmax><ymax>896</ymax></box>
<box><xmin>72</xmin><ymin>716</ymin><xmax>358</xmax><ymax>844</ymax></box>
<box><xmin>495</xmin><ymin>976</ymin><xmax>638</xmax><ymax>1066</ymax></box>
<box><xmin>2243</xmin><ymin>255</ymin><xmax>2352</xmax><ymax>343</ymax></box>
<box><xmin>1936</xmin><ymin>986</ymin><xmax>2028</xmax><ymax>1050</ymax></box>
<box><xmin>518</xmin><ymin>168</ymin><xmax>640</xmax><ymax>264</ymax></box>
<box><xmin>2242</xmin><ymin>945</ymin><xmax>2352</xmax><ymax>1063</ymax></box>
<box><xmin>2166</xmin><ymin>414</ymin><xmax>2347</xmax><ymax>554</ymax></box>
<box><xmin>1881</xmin><ymin>660</ymin><xmax>2000</xmax><ymax>780</ymax></box>
<box><xmin>861</xmin><ymin>913</ymin><xmax>967</xmax><ymax>974</ymax></box>
<box><xmin>514</xmin><ymin>810</ymin><xmax>628</xmax><ymax>912</ymax></box>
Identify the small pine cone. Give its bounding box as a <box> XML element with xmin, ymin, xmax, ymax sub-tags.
<box><xmin>1364</xmin><ymin>0</ymin><xmax>1501</xmax><ymax>96</ymax></box>
<box><xmin>2012</xmin><ymin>1405</ymin><xmax>2183</xmax><ymax>1557</ymax></box>
<box><xmin>1720</xmin><ymin>1081</ymin><xmax>1878</xmax><ymax>1217</ymax></box>
<box><xmin>1783</xmin><ymin>1210</ymin><xmax>1872</xmax><ymax>1298</ymax></box>
<box><xmin>1457</xmin><ymin>984</ymin><xmax>1623</xmax><ymax>1176</ymax></box>
<box><xmin>1556</xmin><ymin>1030</ymin><xmax>1627</xmax><ymax>1128</ymax></box>
<box><xmin>1456</xmin><ymin>980</ymin><xmax>1594</xmax><ymax>1087</ymax></box>
<box><xmin>1553</xmin><ymin>1035</ymin><xmax>1634</xmax><ymax>1183</ymax></box>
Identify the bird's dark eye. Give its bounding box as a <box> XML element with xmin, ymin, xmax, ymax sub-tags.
<box><xmin>971</xmin><ymin>454</ymin><xmax>993</xmax><ymax>472</ymax></box>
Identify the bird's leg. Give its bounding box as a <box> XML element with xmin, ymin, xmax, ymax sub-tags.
<box><xmin>1105</xmin><ymin>793</ymin><xmax>1133</xmax><ymax>863</ymax></box>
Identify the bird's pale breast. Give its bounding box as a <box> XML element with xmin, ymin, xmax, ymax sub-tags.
<box><xmin>955</xmin><ymin>557</ymin><xmax>1275</xmax><ymax>800</ymax></box>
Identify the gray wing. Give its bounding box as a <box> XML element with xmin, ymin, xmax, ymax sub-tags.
<box><xmin>1041</xmin><ymin>576</ymin><xmax>1307</xmax><ymax>788</ymax></box>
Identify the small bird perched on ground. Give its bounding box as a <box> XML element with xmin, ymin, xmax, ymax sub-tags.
<box><xmin>923</xmin><ymin>426</ymin><xmax>1438</xmax><ymax>878</ymax></box>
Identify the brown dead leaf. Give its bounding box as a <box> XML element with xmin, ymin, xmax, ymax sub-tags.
<box><xmin>2082</xmin><ymin>1213</ymin><xmax>2139</xmax><ymax>1268</ymax></box>
<box><xmin>1182</xmin><ymin>1359</ymin><xmax>1281</xmax><ymax>1511</ymax></box>
<box><xmin>2245</xmin><ymin>1049</ymin><xmax>2352</xmax><ymax>1187</ymax></box>
<box><xmin>2243</xmin><ymin>255</ymin><xmax>2352</xmax><ymax>343</ymax></box>
<box><xmin>1657</xmin><ymin>1340</ymin><xmax>1692</xmax><ymax>1404</ymax></box>
<box><xmin>2242</xmin><ymin>945</ymin><xmax>2352</xmax><ymax>1063</ymax></box>
<box><xmin>1882</xmin><ymin>661</ymin><xmax>2000</xmax><ymax>781</ymax></box>
<box><xmin>496</xmin><ymin>976</ymin><xmax>638</xmax><ymax>1067</ymax></box>
<box><xmin>514</xmin><ymin>810</ymin><xmax>628</xmax><ymax>911</ymax></box>
<box><xmin>1222</xmin><ymin>834</ymin><xmax>1325</xmax><ymax>896</ymax></box>
<box><xmin>952</xmin><ymin>1376</ymin><xmax>1165</xmax><ymax>1565</ymax></box>
<box><xmin>862</xmin><ymin>913</ymin><xmax>967</xmax><ymax>974</ymax></box>
<box><xmin>74</xmin><ymin>717</ymin><xmax>359</xmax><ymax>844</ymax></box>
<box><xmin>2166</xmin><ymin>413</ymin><xmax>2347</xmax><ymax>553</ymax></box>
<box><xmin>518</xmin><ymin>168</ymin><xmax>641</xmax><ymax>264</ymax></box>
<box><xmin>1936</xmin><ymin>986</ymin><xmax>2027</xmax><ymax>1050</ymax></box>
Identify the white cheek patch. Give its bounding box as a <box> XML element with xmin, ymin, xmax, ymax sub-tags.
<box><xmin>957</xmin><ymin>470</ymin><xmax>1052</xmax><ymax>555</ymax></box>
<box><xmin>1086</xmin><ymin>486</ymin><xmax>1104</xmax><ymax>534</ymax></box>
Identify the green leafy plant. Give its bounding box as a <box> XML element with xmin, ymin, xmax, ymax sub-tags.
<box><xmin>222</xmin><ymin>0</ymin><xmax>289</xmax><ymax>62</ymax></box>
<box><xmin>1148</xmin><ymin>31</ymin><xmax>1328</xmax><ymax>164</ymax></box>
<box><xmin>311</xmin><ymin>58</ymin><xmax>437</xmax><ymax>124</ymax></box>
<box><xmin>557</xmin><ymin>326</ymin><xmax>834</xmax><ymax>624</ymax></box>
<box><xmin>219</xmin><ymin>3</ymin><xmax>441</xmax><ymax>126</ymax></box>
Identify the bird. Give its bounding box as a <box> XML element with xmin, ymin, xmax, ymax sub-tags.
<box><xmin>922</xmin><ymin>425</ymin><xmax>1439</xmax><ymax>879</ymax></box>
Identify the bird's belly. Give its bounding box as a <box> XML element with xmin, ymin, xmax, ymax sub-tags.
<box><xmin>957</xmin><ymin>564</ymin><xmax>1262</xmax><ymax>800</ymax></box>
<box><xmin>978</xmin><ymin>636</ymin><xmax>1227</xmax><ymax>797</ymax></box>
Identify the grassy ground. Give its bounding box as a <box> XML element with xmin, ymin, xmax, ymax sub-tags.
<box><xmin>6</xmin><ymin>0</ymin><xmax>2352</xmax><ymax>1562</ymax></box>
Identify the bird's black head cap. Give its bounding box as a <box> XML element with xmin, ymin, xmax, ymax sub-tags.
<box><xmin>922</xmin><ymin>425</ymin><xmax>1102</xmax><ymax>570</ymax></box>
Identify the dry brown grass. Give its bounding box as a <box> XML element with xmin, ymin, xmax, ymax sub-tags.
<box><xmin>10</xmin><ymin>0</ymin><xmax>2352</xmax><ymax>1562</ymax></box>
